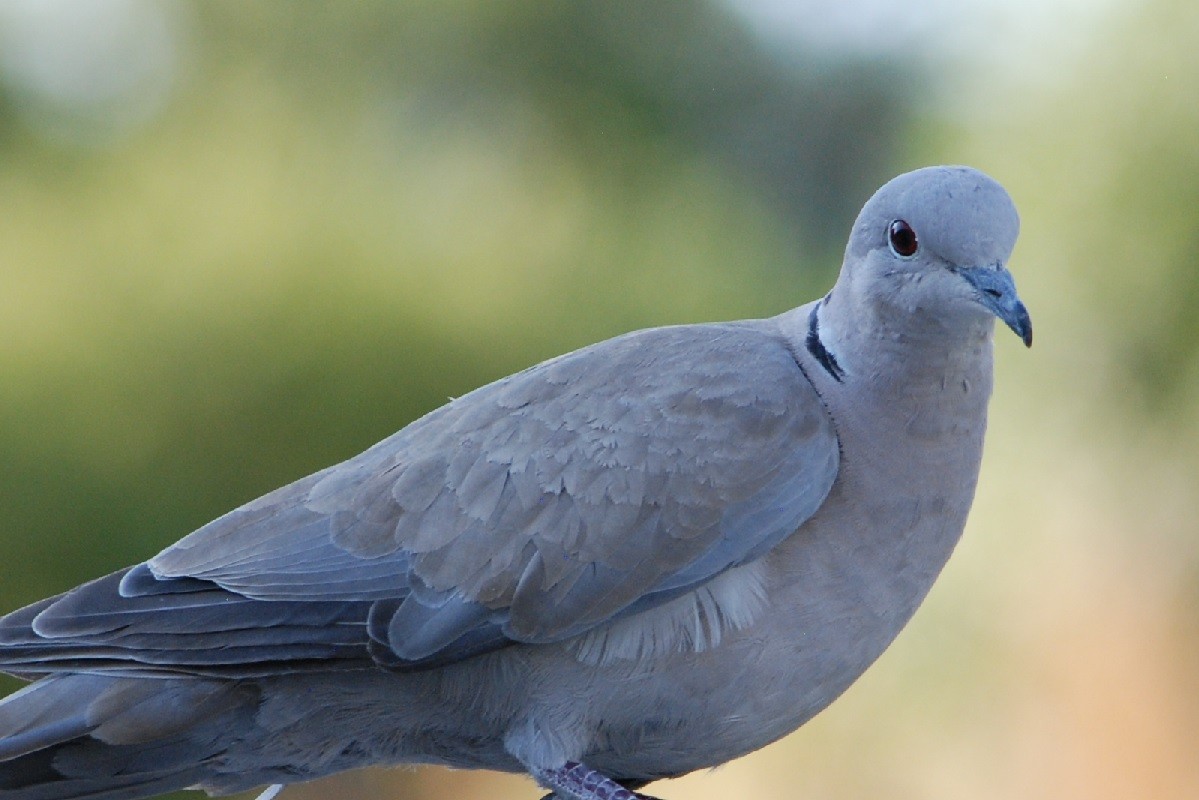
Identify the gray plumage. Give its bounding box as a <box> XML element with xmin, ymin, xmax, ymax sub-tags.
<box><xmin>0</xmin><ymin>165</ymin><xmax>1030</xmax><ymax>800</ymax></box>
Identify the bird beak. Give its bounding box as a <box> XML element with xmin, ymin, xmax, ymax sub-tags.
<box><xmin>954</xmin><ymin>264</ymin><xmax>1033</xmax><ymax>347</ymax></box>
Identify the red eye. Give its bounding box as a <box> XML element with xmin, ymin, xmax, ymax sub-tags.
<box><xmin>888</xmin><ymin>219</ymin><xmax>918</xmax><ymax>257</ymax></box>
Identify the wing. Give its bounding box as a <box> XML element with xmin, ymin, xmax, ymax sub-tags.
<box><xmin>2</xmin><ymin>320</ymin><xmax>839</xmax><ymax>677</ymax></box>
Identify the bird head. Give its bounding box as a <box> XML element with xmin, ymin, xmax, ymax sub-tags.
<box><xmin>836</xmin><ymin>165</ymin><xmax>1032</xmax><ymax>348</ymax></box>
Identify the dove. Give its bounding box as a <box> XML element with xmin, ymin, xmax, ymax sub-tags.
<box><xmin>0</xmin><ymin>165</ymin><xmax>1030</xmax><ymax>800</ymax></box>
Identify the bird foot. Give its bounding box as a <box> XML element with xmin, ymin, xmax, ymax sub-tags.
<box><xmin>533</xmin><ymin>762</ymin><xmax>662</xmax><ymax>800</ymax></box>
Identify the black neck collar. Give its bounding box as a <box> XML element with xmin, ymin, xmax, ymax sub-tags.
<box><xmin>805</xmin><ymin>300</ymin><xmax>844</xmax><ymax>383</ymax></box>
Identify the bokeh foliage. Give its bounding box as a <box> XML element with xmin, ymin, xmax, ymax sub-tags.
<box><xmin>0</xmin><ymin>0</ymin><xmax>912</xmax><ymax>603</ymax></box>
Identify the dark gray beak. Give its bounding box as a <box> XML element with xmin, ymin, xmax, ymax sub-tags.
<box><xmin>954</xmin><ymin>264</ymin><xmax>1033</xmax><ymax>347</ymax></box>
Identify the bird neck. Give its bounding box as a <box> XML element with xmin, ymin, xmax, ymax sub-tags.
<box><xmin>806</xmin><ymin>290</ymin><xmax>996</xmax><ymax>396</ymax></box>
<box><xmin>777</xmin><ymin>296</ymin><xmax>998</xmax><ymax>638</ymax></box>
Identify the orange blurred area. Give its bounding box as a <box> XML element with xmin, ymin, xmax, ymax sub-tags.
<box><xmin>0</xmin><ymin>1</ymin><xmax>1197</xmax><ymax>799</ymax></box>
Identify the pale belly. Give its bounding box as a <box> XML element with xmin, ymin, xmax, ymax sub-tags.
<box><xmin>567</xmin><ymin>533</ymin><xmax>928</xmax><ymax>780</ymax></box>
<box><xmin>443</xmin><ymin>492</ymin><xmax>956</xmax><ymax>783</ymax></box>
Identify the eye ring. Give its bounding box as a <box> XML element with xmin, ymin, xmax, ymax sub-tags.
<box><xmin>888</xmin><ymin>219</ymin><xmax>919</xmax><ymax>258</ymax></box>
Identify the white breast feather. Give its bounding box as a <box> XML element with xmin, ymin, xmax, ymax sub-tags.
<box><xmin>568</xmin><ymin>560</ymin><xmax>770</xmax><ymax>666</ymax></box>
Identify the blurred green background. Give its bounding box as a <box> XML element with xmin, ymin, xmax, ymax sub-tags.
<box><xmin>0</xmin><ymin>1</ymin><xmax>1197</xmax><ymax>799</ymax></box>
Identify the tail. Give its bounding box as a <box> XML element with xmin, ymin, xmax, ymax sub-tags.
<box><xmin>0</xmin><ymin>673</ymin><xmax>258</xmax><ymax>800</ymax></box>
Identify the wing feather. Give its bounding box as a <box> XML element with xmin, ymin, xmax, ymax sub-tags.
<box><xmin>1</xmin><ymin>319</ymin><xmax>839</xmax><ymax>677</ymax></box>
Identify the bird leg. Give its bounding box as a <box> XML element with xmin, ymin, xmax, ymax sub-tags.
<box><xmin>532</xmin><ymin>762</ymin><xmax>662</xmax><ymax>800</ymax></box>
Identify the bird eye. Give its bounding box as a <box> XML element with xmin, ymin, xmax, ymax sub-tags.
<box><xmin>888</xmin><ymin>219</ymin><xmax>918</xmax><ymax>258</ymax></box>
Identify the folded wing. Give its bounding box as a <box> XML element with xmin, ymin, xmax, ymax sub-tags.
<box><xmin>1</xmin><ymin>321</ymin><xmax>839</xmax><ymax>677</ymax></box>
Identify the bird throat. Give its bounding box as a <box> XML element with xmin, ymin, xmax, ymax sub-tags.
<box><xmin>805</xmin><ymin>300</ymin><xmax>844</xmax><ymax>383</ymax></box>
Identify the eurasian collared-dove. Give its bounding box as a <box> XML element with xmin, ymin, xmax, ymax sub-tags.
<box><xmin>0</xmin><ymin>165</ymin><xmax>1030</xmax><ymax>800</ymax></box>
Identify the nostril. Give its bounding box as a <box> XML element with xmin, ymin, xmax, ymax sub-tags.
<box><xmin>983</xmin><ymin>288</ymin><xmax>1002</xmax><ymax>298</ymax></box>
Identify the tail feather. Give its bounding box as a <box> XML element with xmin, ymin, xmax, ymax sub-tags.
<box><xmin>1</xmin><ymin>763</ymin><xmax>207</xmax><ymax>800</ymax></box>
<box><xmin>0</xmin><ymin>677</ymin><xmax>97</xmax><ymax>762</ymax></box>
<box><xmin>0</xmin><ymin>673</ymin><xmax>259</xmax><ymax>800</ymax></box>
